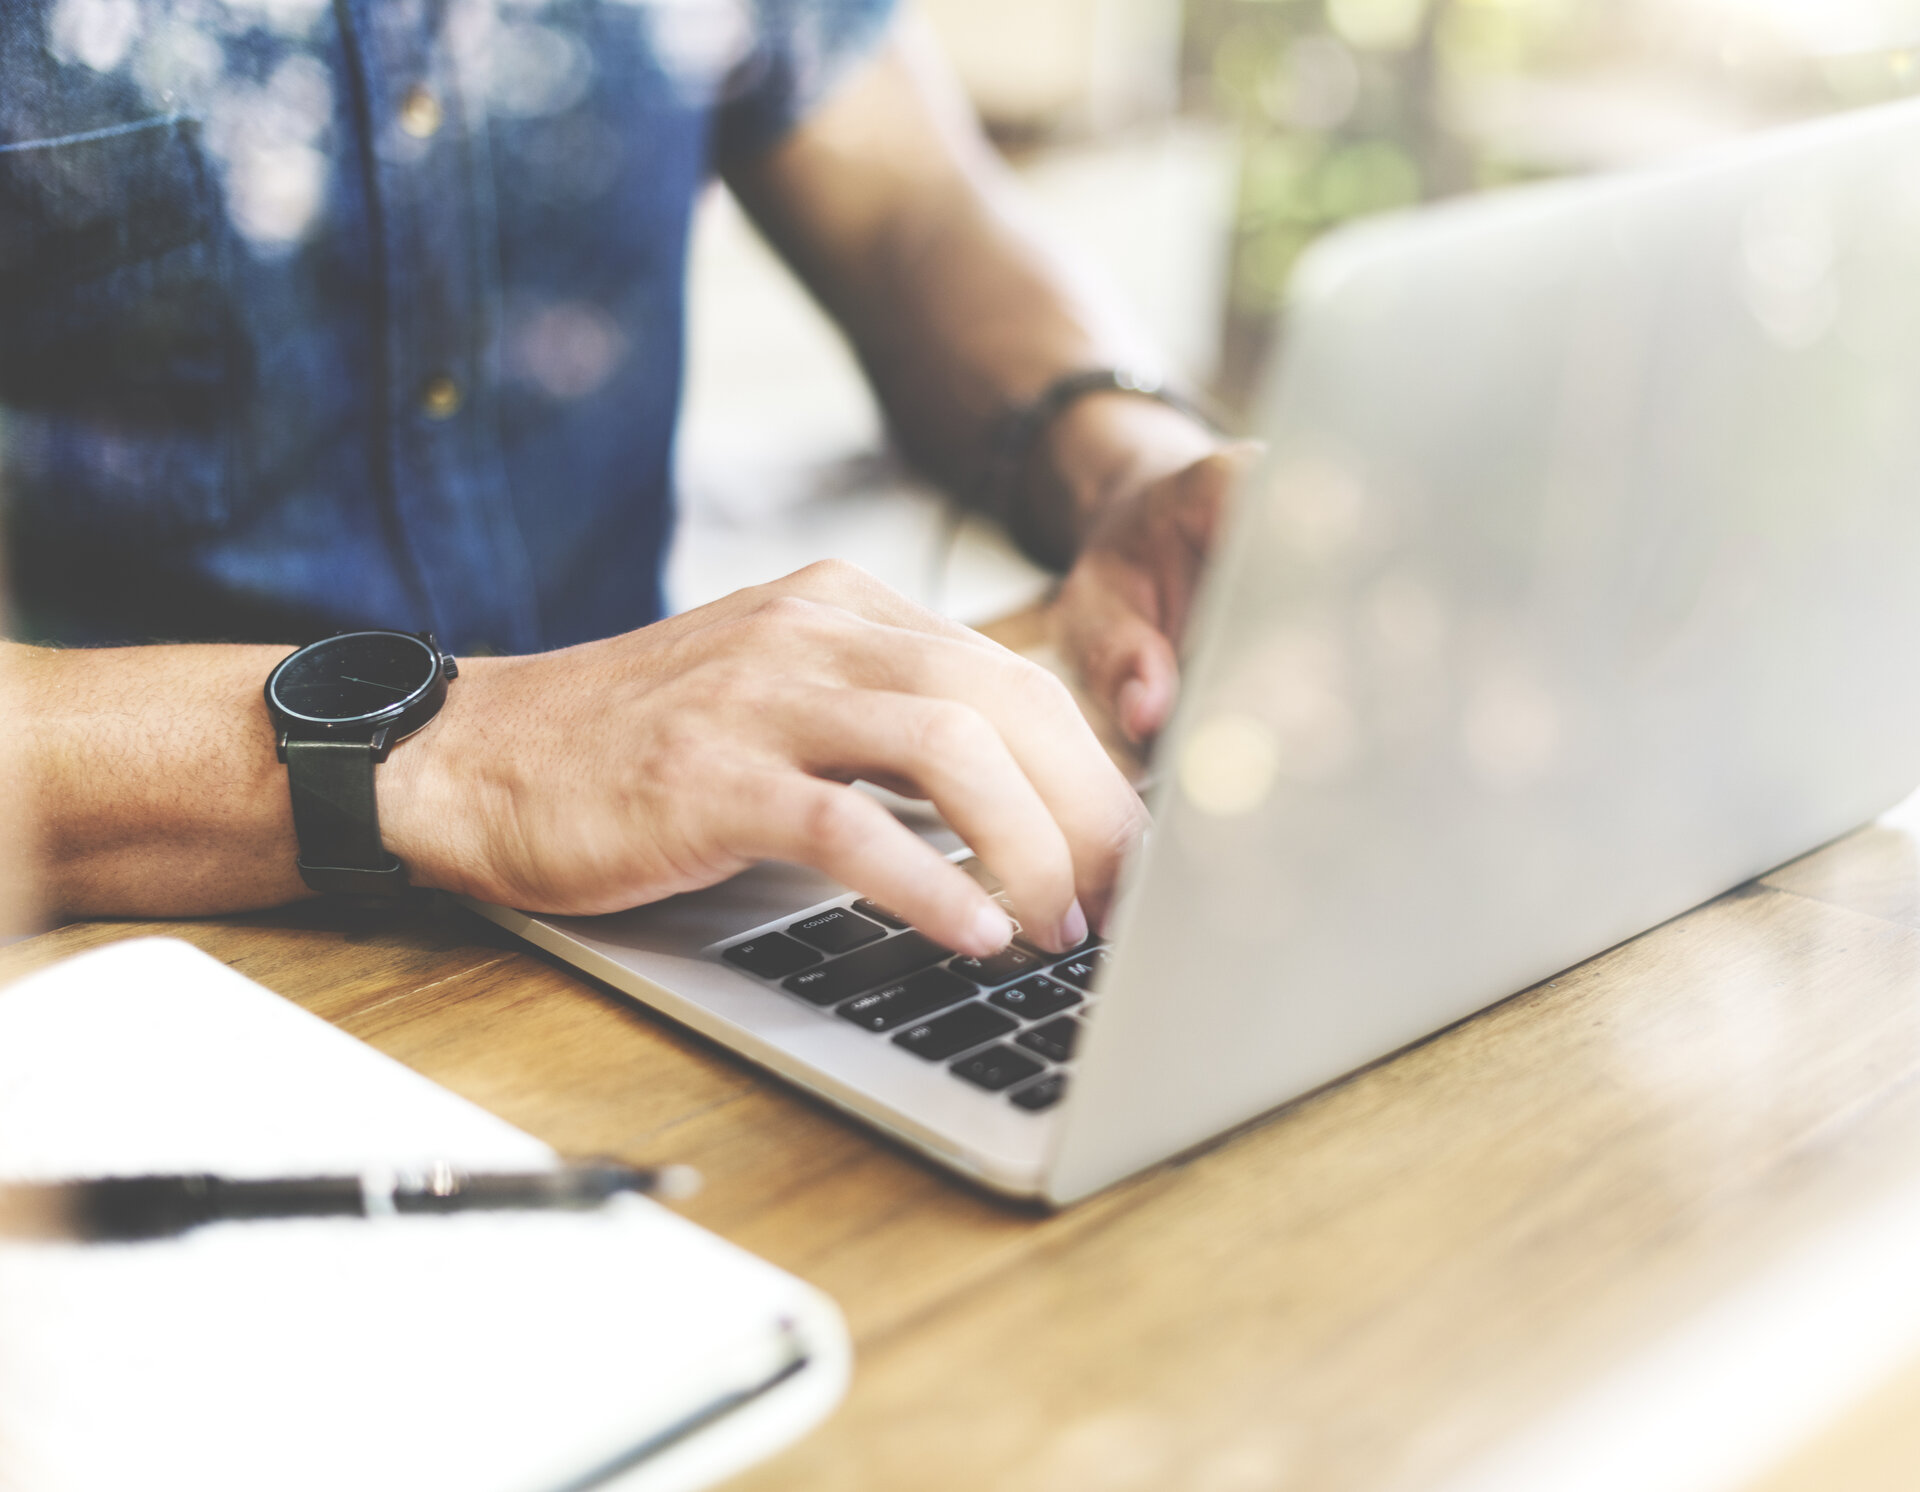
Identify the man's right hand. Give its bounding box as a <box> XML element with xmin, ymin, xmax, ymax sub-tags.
<box><xmin>380</xmin><ymin>561</ymin><xmax>1147</xmax><ymax>957</ymax></box>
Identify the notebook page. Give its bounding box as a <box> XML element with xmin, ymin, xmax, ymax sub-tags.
<box><xmin>0</xmin><ymin>938</ymin><xmax>844</xmax><ymax>1492</ymax></box>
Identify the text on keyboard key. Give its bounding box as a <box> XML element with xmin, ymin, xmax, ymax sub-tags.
<box><xmin>893</xmin><ymin>1002</ymin><xmax>1017</xmax><ymax>1060</ymax></box>
<box><xmin>836</xmin><ymin>967</ymin><xmax>977</xmax><ymax>1032</ymax></box>
<box><xmin>851</xmin><ymin>898</ymin><xmax>908</xmax><ymax>929</ymax></box>
<box><xmin>781</xmin><ymin>931</ymin><xmax>949</xmax><ymax>1005</ymax></box>
<box><xmin>951</xmin><ymin>1044</ymin><xmax>1044</xmax><ymax>1092</ymax></box>
<box><xmin>947</xmin><ymin>943</ymin><xmax>1045</xmax><ymax>987</ymax></box>
<box><xmin>987</xmin><ymin>975</ymin><xmax>1081</xmax><ymax>1022</ymax></box>
<box><xmin>1051</xmin><ymin>947</ymin><xmax>1109</xmax><ymax>990</ymax></box>
<box><xmin>723</xmin><ymin>933</ymin><xmax>821</xmax><ymax>980</ymax></box>
<box><xmin>787</xmin><ymin>906</ymin><xmax>887</xmax><ymax>955</ymax></box>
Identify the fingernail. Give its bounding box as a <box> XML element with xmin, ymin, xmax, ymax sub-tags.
<box><xmin>969</xmin><ymin>902</ymin><xmax>1014</xmax><ymax>956</ymax></box>
<box><xmin>1052</xmin><ymin>900</ymin><xmax>1088</xmax><ymax>953</ymax></box>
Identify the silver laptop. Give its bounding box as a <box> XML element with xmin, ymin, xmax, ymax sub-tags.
<box><xmin>472</xmin><ymin>99</ymin><xmax>1920</xmax><ymax>1206</ymax></box>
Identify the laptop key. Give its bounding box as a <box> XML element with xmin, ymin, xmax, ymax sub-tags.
<box><xmin>951</xmin><ymin>1044</ymin><xmax>1044</xmax><ymax>1093</ymax></box>
<box><xmin>836</xmin><ymin>967</ymin><xmax>977</xmax><ymax>1032</ymax></box>
<box><xmin>782</xmin><ymin>930</ymin><xmax>950</xmax><ymax>1005</ymax></box>
<box><xmin>788</xmin><ymin>906</ymin><xmax>887</xmax><ymax>955</ymax></box>
<box><xmin>948</xmin><ymin>943</ymin><xmax>1045</xmax><ymax>987</ymax></box>
<box><xmin>852</xmin><ymin>898</ymin><xmax>908</xmax><ymax>929</ymax></box>
<box><xmin>1015</xmin><ymin>1015</ymin><xmax>1080</xmax><ymax>1064</ymax></box>
<box><xmin>893</xmin><ymin>1002</ymin><xmax>1017</xmax><ymax>1060</ymax></box>
<box><xmin>1010</xmin><ymin>1073</ymin><xmax>1067</xmax><ymax>1111</ymax></box>
<box><xmin>987</xmin><ymin>975</ymin><xmax>1081</xmax><ymax>1022</ymax></box>
<box><xmin>1051</xmin><ymin>948</ymin><xmax>1109</xmax><ymax>989</ymax></box>
<box><xmin>723</xmin><ymin>933</ymin><xmax>821</xmax><ymax>979</ymax></box>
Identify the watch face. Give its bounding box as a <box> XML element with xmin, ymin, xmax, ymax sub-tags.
<box><xmin>269</xmin><ymin>632</ymin><xmax>438</xmax><ymax>724</ymax></box>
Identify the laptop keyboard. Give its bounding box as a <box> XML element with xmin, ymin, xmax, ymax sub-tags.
<box><xmin>719</xmin><ymin>891</ymin><xmax>1104</xmax><ymax>1113</ymax></box>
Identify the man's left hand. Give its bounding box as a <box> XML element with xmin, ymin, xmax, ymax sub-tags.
<box><xmin>1053</xmin><ymin>442</ymin><xmax>1258</xmax><ymax>745</ymax></box>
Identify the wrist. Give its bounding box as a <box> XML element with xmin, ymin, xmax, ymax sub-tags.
<box><xmin>1049</xmin><ymin>392</ymin><xmax>1221</xmax><ymax>533</ymax></box>
<box><xmin>375</xmin><ymin>653</ymin><xmax>509</xmax><ymax>900</ymax></box>
<box><xmin>1019</xmin><ymin>391</ymin><xmax>1222</xmax><ymax>566</ymax></box>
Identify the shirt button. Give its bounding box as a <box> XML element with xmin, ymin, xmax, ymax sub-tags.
<box><xmin>399</xmin><ymin>85</ymin><xmax>443</xmax><ymax>139</ymax></box>
<box><xmin>420</xmin><ymin>374</ymin><xmax>462</xmax><ymax>419</ymax></box>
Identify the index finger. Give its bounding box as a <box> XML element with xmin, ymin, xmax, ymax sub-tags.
<box><xmin>854</xmin><ymin>627</ymin><xmax>1150</xmax><ymax>933</ymax></box>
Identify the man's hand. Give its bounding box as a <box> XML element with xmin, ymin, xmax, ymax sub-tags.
<box><xmin>382</xmin><ymin>561</ymin><xmax>1146</xmax><ymax>956</ymax></box>
<box><xmin>1054</xmin><ymin>445</ymin><xmax>1251</xmax><ymax>745</ymax></box>
<box><xmin>726</xmin><ymin>29</ymin><xmax>1248</xmax><ymax>747</ymax></box>
<box><xmin>1036</xmin><ymin>388</ymin><xmax>1257</xmax><ymax>746</ymax></box>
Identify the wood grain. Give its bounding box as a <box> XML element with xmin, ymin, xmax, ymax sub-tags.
<box><xmin>12</xmin><ymin>846</ymin><xmax>1920</xmax><ymax>1490</ymax></box>
<box><xmin>8</xmin><ymin>613</ymin><xmax>1920</xmax><ymax>1488</ymax></box>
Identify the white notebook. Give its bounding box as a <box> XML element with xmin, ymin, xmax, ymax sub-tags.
<box><xmin>0</xmin><ymin>938</ymin><xmax>850</xmax><ymax>1492</ymax></box>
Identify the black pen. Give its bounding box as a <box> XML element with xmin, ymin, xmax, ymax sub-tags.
<box><xmin>0</xmin><ymin>1158</ymin><xmax>701</xmax><ymax>1242</ymax></box>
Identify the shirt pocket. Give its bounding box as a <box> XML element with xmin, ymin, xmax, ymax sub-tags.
<box><xmin>0</xmin><ymin>112</ymin><xmax>242</xmax><ymax>538</ymax></box>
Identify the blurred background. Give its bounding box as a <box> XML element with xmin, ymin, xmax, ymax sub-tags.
<box><xmin>671</xmin><ymin>0</ymin><xmax>1920</xmax><ymax>622</ymax></box>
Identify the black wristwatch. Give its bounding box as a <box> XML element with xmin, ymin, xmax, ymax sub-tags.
<box><xmin>264</xmin><ymin>630</ymin><xmax>458</xmax><ymax>897</ymax></box>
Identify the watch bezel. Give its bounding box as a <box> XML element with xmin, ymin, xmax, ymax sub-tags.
<box><xmin>265</xmin><ymin>630</ymin><xmax>450</xmax><ymax>743</ymax></box>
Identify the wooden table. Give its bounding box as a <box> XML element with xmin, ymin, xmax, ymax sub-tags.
<box><xmin>10</xmin><ymin>628</ymin><xmax>1920</xmax><ymax>1490</ymax></box>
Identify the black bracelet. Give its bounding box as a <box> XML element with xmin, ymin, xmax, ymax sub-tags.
<box><xmin>979</xmin><ymin>368</ymin><xmax>1212</xmax><ymax>569</ymax></box>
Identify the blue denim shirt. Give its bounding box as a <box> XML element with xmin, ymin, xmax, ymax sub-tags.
<box><xmin>0</xmin><ymin>0</ymin><xmax>892</xmax><ymax>650</ymax></box>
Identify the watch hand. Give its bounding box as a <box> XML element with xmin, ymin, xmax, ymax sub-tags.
<box><xmin>339</xmin><ymin>675</ymin><xmax>410</xmax><ymax>693</ymax></box>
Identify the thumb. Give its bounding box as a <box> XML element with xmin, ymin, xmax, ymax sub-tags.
<box><xmin>1061</xmin><ymin>570</ymin><xmax>1181</xmax><ymax>743</ymax></box>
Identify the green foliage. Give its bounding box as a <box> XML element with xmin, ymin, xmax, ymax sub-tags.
<box><xmin>1194</xmin><ymin>0</ymin><xmax>1920</xmax><ymax>327</ymax></box>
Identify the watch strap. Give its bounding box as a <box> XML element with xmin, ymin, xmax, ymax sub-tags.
<box><xmin>283</xmin><ymin>738</ymin><xmax>409</xmax><ymax>896</ymax></box>
<box><xmin>979</xmin><ymin>367</ymin><xmax>1219</xmax><ymax>571</ymax></box>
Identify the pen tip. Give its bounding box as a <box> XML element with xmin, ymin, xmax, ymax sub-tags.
<box><xmin>651</xmin><ymin>1165</ymin><xmax>703</xmax><ymax>1202</ymax></box>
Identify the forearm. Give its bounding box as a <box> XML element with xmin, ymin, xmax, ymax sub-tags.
<box><xmin>4</xmin><ymin>562</ymin><xmax>1149</xmax><ymax>945</ymax></box>
<box><xmin>12</xmin><ymin>641</ymin><xmax>308</xmax><ymax>920</ymax></box>
<box><xmin>727</xmin><ymin>27</ymin><xmax>1217</xmax><ymax>561</ymax></box>
<box><xmin>852</xmin><ymin>183</ymin><xmax>1217</xmax><ymax>559</ymax></box>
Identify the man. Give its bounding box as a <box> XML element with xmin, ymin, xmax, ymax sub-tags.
<box><xmin>3</xmin><ymin>0</ymin><xmax>1236</xmax><ymax>958</ymax></box>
